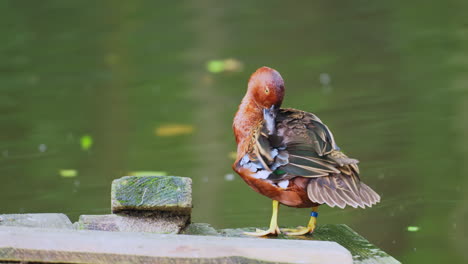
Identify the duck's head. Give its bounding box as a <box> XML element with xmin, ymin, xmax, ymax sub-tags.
<box><xmin>247</xmin><ymin>66</ymin><xmax>285</xmax><ymax>109</ymax></box>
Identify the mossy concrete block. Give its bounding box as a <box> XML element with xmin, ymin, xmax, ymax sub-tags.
<box><xmin>76</xmin><ymin>212</ymin><xmax>189</xmax><ymax>234</ymax></box>
<box><xmin>111</xmin><ymin>176</ymin><xmax>192</xmax><ymax>215</ymax></box>
<box><xmin>0</xmin><ymin>226</ymin><xmax>353</xmax><ymax>264</ymax></box>
<box><xmin>0</xmin><ymin>213</ymin><xmax>73</xmax><ymax>229</ymax></box>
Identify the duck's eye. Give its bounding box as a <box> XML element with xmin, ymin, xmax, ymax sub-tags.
<box><xmin>264</xmin><ymin>87</ymin><xmax>270</xmax><ymax>94</ymax></box>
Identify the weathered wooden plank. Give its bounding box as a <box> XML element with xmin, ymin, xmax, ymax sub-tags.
<box><xmin>0</xmin><ymin>226</ymin><xmax>352</xmax><ymax>264</ymax></box>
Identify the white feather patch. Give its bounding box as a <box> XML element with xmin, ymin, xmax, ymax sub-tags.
<box><xmin>270</xmin><ymin>148</ymin><xmax>278</xmax><ymax>158</ymax></box>
<box><xmin>253</xmin><ymin>170</ymin><xmax>270</xmax><ymax>179</ymax></box>
<box><xmin>277</xmin><ymin>180</ymin><xmax>289</xmax><ymax>188</ymax></box>
<box><xmin>239</xmin><ymin>154</ymin><xmax>250</xmax><ymax>166</ymax></box>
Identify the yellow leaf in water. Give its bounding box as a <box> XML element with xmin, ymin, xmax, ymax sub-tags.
<box><xmin>59</xmin><ymin>169</ymin><xmax>78</xmax><ymax>178</ymax></box>
<box><xmin>228</xmin><ymin>151</ymin><xmax>237</xmax><ymax>160</ymax></box>
<box><xmin>206</xmin><ymin>58</ymin><xmax>243</xmax><ymax>74</ymax></box>
<box><xmin>155</xmin><ymin>124</ymin><xmax>194</xmax><ymax>137</ymax></box>
<box><xmin>223</xmin><ymin>58</ymin><xmax>243</xmax><ymax>72</ymax></box>
<box><xmin>105</xmin><ymin>53</ymin><xmax>120</xmax><ymax>65</ymax></box>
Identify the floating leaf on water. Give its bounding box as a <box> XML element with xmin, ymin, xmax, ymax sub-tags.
<box><xmin>155</xmin><ymin>124</ymin><xmax>194</xmax><ymax>137</ymax></box>
<box><xmin>206</xmin><ymin>58</ymin><xmax>243</xmax><ymax>74</ymax></box>
<box><xmin>129</xmin><ymin>171</ymin><xmax>168</xmax><ymax>176</ymax></box>
<box><xmin>105</xmin><ymin>53</ymin><xmax>120</xmax><ymax>65</ymax></box>
<box><xmin>224</xmin><ymin>173</ymin><xmax>235</xmax><ymax>181</ymax></box>
<box><xmin>228</xmin><ymin>151</ymin><xmax>237</xmax><ymax>160</ymax></box>
<box><xmin>201</xmin><ymin>74</ymin><xmax>214</xmax><ymax>85</ymax></box>
<box><xmin>60</xmin><ymin>169</ymin><xmax>78</xmax><ymax>178</ymax></box>
<box><xmin>38</xmin><ymin>144</ymin><xmax>47</xmax><ymax>153</ymax></box>
<box><xmin>223</xmin><ymin>58</ymin><xmax>243</xmax><ymax>72</ymax></box>
<box><xmin>207</xmin><ymin>60</ymin><xmax>224</xmax><ymax>73</ymax></box>
<box><xmin>319</xmin><ymin>73</ymin><xmax>331</xmax><ymax>86</ymax></box>
<box><xmin>407</xmin><ymin>226</ymin><xmax>420</xmax><ymax>232</ymax></box>
<box><xmin>28</xmin><ymin>74</ymin><xmax>40</xmax><ymax>85</ymax></box>
<box><xmin>80</xmin><ymin>135</ymin><xmax>93</xmax><ymax>150</ymax></box>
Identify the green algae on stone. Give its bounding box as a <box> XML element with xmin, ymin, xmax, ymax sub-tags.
<box><xmin>181</xmin><ymin>223</ymin><xmax>220</xmax><ymax>236</ymax></box>
<box><xmin>218</xmin><ymin>224</ymin><xmax>400</xmax><ymax>264</ymax></box>
<box><xmin>111</xmin><ymin>176</ymin><xmax>192</xmax><ymax>215</ymax></box>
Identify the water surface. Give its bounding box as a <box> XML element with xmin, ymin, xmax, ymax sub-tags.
<box><xmin>1</xmin><ymin>1</ymin><xmax>467</xmax><ymax>263</ymax></box>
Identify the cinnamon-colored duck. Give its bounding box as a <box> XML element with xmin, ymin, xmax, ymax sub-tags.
<box><xmin>232</xmin><ymin>66</ymin><xmax>380</xmax><ymax>236</ymax></box>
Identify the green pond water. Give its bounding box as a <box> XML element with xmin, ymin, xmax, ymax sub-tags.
<box><xmin>1</xmin><ymin>1</ymin><xmax>467</xmax><ymax>263</ymax></box>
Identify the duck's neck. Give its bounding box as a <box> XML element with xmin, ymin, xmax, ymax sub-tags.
<box><xmin>233</xmin><ymin>94</ymin><xmax>263</xmax><ymax>154</ymax></box>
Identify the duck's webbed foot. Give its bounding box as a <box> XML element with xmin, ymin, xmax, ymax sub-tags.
<box><xmin>281</xmin><ymin>225</ymin><xmax>315</xmax><ymax>236</ymax></box>
<box><xmin>244</xmin><ymin>226</ymin><xmax>281</xmax><ymax>237</ymax></box>
<box><xmin>244</xmin><ymin>200</ymin><xmax>280</xmax><ymax>237</ymax></box>
<box><xmin>282</xmin><ymin>206</ymin><xmax>318</xmax><ymax>236</ymax></box>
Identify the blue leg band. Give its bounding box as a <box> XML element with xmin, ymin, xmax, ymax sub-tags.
<box><xmin>310</xmin><ymin>211</ymin><xmax>318</xmax><ymax>217</ymax></box>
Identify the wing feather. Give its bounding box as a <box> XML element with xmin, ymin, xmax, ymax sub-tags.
<box><xmin>244</xmin><ymin>108</ymin><xmax>380</xmax><ymax>208</ymax></box>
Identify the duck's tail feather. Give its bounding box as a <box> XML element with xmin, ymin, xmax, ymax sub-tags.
<box><xmin>306</xmin><ymin>174</ymin><xmax>380</xmax><ymax>209</ymax></box>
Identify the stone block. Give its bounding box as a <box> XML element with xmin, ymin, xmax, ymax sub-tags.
<box><xmin>75</xmin><ymin>212</ymin><xmax>189</xmax><ymax>234</ymax></box>
<box><xmin>111</xmin><ymin>176</ymin><xmax>192</xmax><ymax>215</ymax></box>
<box><xmin>0</xmin><ymin>213</ymin><xmax>73</xmax><ymax>229</ymax></box>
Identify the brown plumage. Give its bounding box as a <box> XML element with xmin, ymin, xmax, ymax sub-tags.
<box><xmin>232</xmin><ymin>66</ymin><xmax>380</xmax><ymax>236</ymax></box>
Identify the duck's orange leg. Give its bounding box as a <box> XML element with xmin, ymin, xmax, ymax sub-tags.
<box><xmin>282</xmin><ymin>206</ymin><xmax>318</xmax><ymax>236</ymax></box>
<box><xmin>244</xmin><ymin>200</ymin><xmax>280</xmax><ymax>236</ymax></box>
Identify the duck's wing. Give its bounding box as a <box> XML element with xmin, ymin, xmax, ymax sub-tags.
<box><xmin>258</xmin><ymin>108</ymin><xmax>357</xmax><ymax>179</ymax></box>
<box><xmin>254</xmin><ymin>107</ymin><xmax>380</xmax><ymax>208</ymax></box>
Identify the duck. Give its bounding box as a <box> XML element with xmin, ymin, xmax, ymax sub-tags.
<box><xmin>232</xmin><ymin>66</ymin><xmax>380</xmax><ymax>236</ymax></box>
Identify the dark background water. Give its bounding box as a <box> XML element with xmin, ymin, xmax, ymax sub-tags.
<box><xmin>1</xmin><ymin>1</ymin><xmax>467</xmax><ymax>263</ymax></box>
